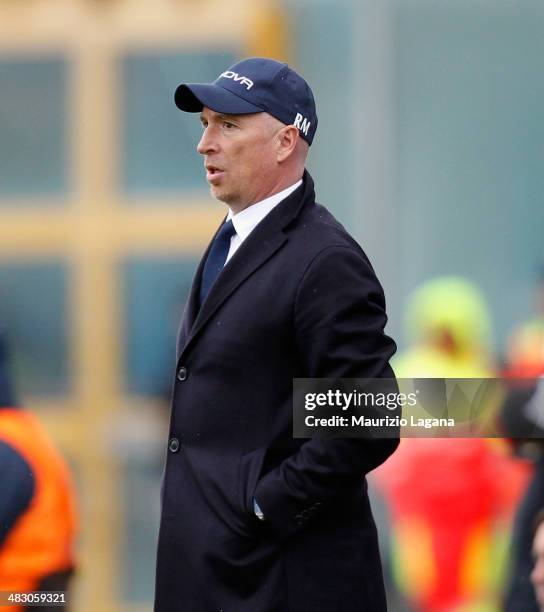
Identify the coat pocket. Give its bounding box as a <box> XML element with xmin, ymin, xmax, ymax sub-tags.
<box><xmin>237</xmin><ymin>447</ymin><xmax>267</xmax><ymax>520</ymax></box>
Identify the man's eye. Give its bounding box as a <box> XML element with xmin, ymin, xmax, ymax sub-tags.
<box><xmin>223</xmin><ymin>122</ymin><xmax>235</xmax><ymax>129</ymax></box>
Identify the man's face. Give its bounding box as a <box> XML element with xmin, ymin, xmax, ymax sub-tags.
<box><xmin>532</xmin><ymin>522</ymin><xmax>544</xmax><ymax>609</ymax></box>
<box><xmin>197</xmin><ymin>107</ymin><xmax>284</xmax><ymax>211</ymax></box>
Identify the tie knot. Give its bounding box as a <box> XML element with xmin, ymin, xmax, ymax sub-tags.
<box><xmin>216</xmin><ymin>220</ymin><xmax>236</xmax><ymax>242</ymax></box>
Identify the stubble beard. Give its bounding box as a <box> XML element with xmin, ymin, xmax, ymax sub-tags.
<box><xmin>210</xmin><ymin>184</ymin><xmax>244</xmax><ymax>208</ymax></box>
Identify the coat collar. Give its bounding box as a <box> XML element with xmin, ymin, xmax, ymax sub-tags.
<box><xmin>176</xmin><ymin>171</ymin><xmax>315</xmax><ymax>360</ymax></box>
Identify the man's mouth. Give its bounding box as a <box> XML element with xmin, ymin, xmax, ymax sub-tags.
<box><xmin>206</xmin><ymin>165</ymin><xmax>225</xmax><ymax>182</ymax></box>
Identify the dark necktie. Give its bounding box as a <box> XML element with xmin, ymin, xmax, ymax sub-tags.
<box><xmin>199</xmin><ymin>219</ymin><xmax>237</xmax><ymax>306</ymax></box>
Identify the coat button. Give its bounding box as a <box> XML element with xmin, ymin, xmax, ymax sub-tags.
<box><xmin>176</xmin><ymin>366</ymin><xmax>188</xmax><ymax>381</ymax></box>
<box><xmin>168</xmin><ymin>438</ymin><xmax>180</xmax><ymax>453</ymax></box>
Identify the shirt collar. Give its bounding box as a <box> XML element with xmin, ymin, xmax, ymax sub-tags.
<box><xmin>226</xmin><ymin>180</ymin><xmax>303</xmax><ymax>241</ymax></box>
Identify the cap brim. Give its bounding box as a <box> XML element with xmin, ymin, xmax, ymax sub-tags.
<box><xmin>174</xmin><ymin>83</ymin><xmax>263</xmax><ymax>115</ymax></box>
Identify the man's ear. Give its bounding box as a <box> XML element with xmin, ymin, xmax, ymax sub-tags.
<box><xmin>276</xmin><ymin>125</ymin><xmax>300</xmax><ymax>162</ymax></box>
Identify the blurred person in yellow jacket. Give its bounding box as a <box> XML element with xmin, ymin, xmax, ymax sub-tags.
<box><xmin>373</xmin><ymin>277</ymin><xmax>529</xmax><ymax>611</ymax></box>
<box><xmin>0</xmin><ymin>334</ymin><xmax>77</xmax><ymax>612</ymax></box>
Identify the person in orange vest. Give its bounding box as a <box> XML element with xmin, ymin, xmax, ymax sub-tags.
<box><xmin>0</xmin><ymin>334</ymin><xmax>78</xmax><ymax>612</ymax></box>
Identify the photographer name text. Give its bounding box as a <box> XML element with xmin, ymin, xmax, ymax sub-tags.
<box><xmin>304</xmin><ymin>414</ymin><xmax>455</xmax><ymax>429</ymax></box>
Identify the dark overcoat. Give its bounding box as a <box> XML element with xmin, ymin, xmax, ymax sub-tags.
<box><xmin>154</xmin><ymin>172</ymin><xmax>399</xmax><ymax>612</ymax></box>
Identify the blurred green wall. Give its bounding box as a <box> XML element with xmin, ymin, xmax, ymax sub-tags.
<box><xmin>287</xmin><ymin>0</ymin><xmax>544</xmax><ymax>354</ymax></box>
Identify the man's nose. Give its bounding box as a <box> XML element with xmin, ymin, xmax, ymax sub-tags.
<box><xmin>197</xmin><ymin>127</ymin><xmax>218</xmax><ymax>155</ymax></box>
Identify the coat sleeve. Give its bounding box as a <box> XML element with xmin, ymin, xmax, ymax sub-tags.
<box><xmin>253</xmin><ymin>245</ymin><xmax>400</xmax><ymax>540</ymax></box>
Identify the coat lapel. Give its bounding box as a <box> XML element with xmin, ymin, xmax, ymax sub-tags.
<box><xmin>176</xmin><ymin>221</ymin><xmax>225</xmax><ymax>358</ymax></box>
<box><xmin>177</xmin><ymin>171</ymin><xmax>315</xmax><ymax>360</ymax></box>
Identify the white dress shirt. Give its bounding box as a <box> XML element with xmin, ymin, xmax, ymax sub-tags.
<box><xmin>224</xmin><ymin>180</ymin><xmax>302</xmax><ymax>264</ymax></box>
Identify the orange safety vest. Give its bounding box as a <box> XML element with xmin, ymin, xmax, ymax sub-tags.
<box><xmin>0</xmin><ymin>408</ymin><xmax>77</xmax><ymax>607</ymax></box>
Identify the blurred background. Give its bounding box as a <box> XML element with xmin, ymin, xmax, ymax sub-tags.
<box><xmin>1</xmin><ymin>0</ymin><xmax>544</xmax><ymax>610</ymax></box>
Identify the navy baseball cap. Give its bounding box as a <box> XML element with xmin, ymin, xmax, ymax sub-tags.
<box><xmin>174</xmin><ymin>57</ymin><xmax>318</xmax><ymax>145</ymax></box>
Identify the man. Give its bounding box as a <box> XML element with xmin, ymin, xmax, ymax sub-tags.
<box><xmin>532</xmin><ymin>510</ymin><xmax>544</xmax><ymax>610</ymax></box>
<box><xmin>154</xmin><ymin>57</ymin><xmax>399</xmax><ymax>612</ymax></box>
